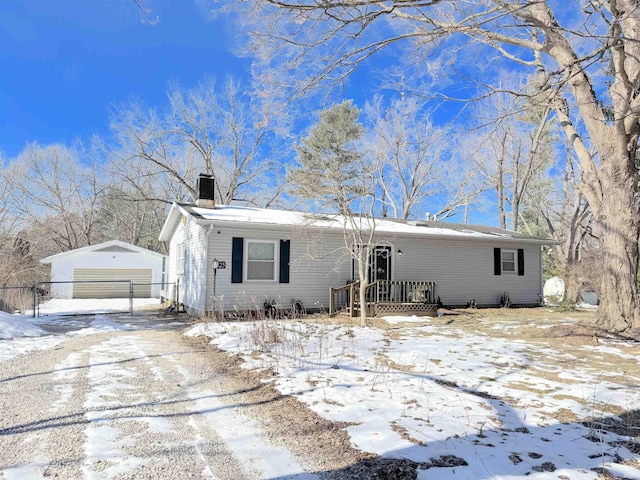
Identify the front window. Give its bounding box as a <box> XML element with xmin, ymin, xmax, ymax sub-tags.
<box><xmin>246</xmin><ymin>240</ymin><xmax>276</xmax><ymax>281</ymax></box>
<box><xmin>501</xmin><ymin>250</ymin><xmax>516</xmax><ymax>274</ymax></box>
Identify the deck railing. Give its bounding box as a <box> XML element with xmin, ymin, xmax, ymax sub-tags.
<box><xmin>374</xmin><ymin>280</ymin><xmax>438</xmax><ymax>305</ymax></box>
<box><xmin>329</xmin><ymin>280</ymin><xmax>438</xmax><ymax>317</ymax></box>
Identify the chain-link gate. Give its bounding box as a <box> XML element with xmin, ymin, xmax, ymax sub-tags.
<box><xmin>1</xmin><ymin>281</ymin><xmax>177</xmax><ymax>317</ymax></box>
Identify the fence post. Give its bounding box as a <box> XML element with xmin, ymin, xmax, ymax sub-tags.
<box><xmin>129</xmin><ymin>281</ymin><xmax>134</xmax><ymax>315</ymax></box>
<box><xmin>175</xmin><ymin>279</ymin><xmax>180</xmax><ymax>312</ymax></box>
<box><xmin>32</xmin><ymin>284</ymin><xmax>36</xmax><ymax>318</ymax></box>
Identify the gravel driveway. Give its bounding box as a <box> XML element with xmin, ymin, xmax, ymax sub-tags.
<box><xmin>0</xmin><ymin>315</ymin><xmax>322</xmax><ymax>479</ymax></box>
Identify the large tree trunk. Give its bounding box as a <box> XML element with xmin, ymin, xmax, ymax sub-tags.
<box><xmin>595</xmin><ymin>164</ymin><xmax>640</xmax><ymax>334</ymax></box>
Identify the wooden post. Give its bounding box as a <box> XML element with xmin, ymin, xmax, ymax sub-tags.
<box><xmin>329</xmin><ymin>287</ymin><xmax>334</xmax><ymax>315</ymax></box>
<box><xmin>349</xmin><ymin>283</ymin><xmax>356</xmax><ymax>317</ymax></box>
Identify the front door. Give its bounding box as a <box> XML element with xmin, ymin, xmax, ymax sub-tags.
<box><xmin>369</xmin><ymin>246</ymin><xmax>392</xmax><ymax>283</ymax></box>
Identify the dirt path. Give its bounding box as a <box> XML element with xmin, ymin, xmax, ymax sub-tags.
<box><xmin>0</xmin><ymin>328</ymin><xmax>326</xmax><ymax>479</ymax></box>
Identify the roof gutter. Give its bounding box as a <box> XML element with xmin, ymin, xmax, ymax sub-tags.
<box><xmin>190</xmin><ymin>217</ymin><xmax>560</xmax><ymax>246</ymax></box>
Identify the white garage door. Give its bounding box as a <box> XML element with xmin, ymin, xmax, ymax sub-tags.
<box><xmin>72</xmin><ymin>269</ymin><xmax>152</xmax><ymax>299</ymax></box>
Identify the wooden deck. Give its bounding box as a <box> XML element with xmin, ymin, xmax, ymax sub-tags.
<box><xmin>329</xmin><ymin>280</ymin><xmax>438</xmax><ymax>317</ymax></box>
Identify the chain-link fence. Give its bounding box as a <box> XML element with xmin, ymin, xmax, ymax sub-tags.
<box><xmin>0</xmin><ymin>285</ymin><xmax>40</xmax><ymax>314</ymax></box>
<box><xmin>1</xmin><ymin>281</ymin><xmax>177</xmax><ymax>317</ymax></box>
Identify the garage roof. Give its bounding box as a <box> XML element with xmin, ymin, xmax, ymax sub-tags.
<box><xmin>40</xmin><ymin>240</ymin><xmax>166</xmax><ymax>264</ymax></box>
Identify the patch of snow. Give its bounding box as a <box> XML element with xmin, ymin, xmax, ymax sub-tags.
<box><xmin>185</xmin><ymin>385</ymin><xmax>318</xmax><ymax>479</ymax></box>
<box><xmin>67</xmin><ymin>315</ymin><xmax>136</xmax><ymax>337</ymax></box>
<box><xmin>382</xmin><ymin>315</ymin><xmax>432</xmax><ymax>325</ymax></box>
<box><xmin>31</xmin><ymin>298</ymin><xmax>161</xmax><ymax>316</ymax></box>
<box><xmin>0</xmin><ymin>336</ymin><xmax>67</xmax><ymax>364</ymax></box>
<box><xmin>0</xmin><ymin>311</ymin><xmax>46</xmax><ymax>339</ymax></box>
<box><xmin>576</xmin><ymin>302</ymin><xmax>599</xmax><ymax>310</ymax></box>
<box><xmin>0</xmin><ymin>312</ymin><xmax>136</xmax><ymax>365</ymax></box>
<box><xmin>582</xmin><ymin>344</ymin><xmax>639</xmax><ymax>363</ymax></box>
<box><xmin>82</xmin><ymin>336</ymin><xmax>154</xmax><ymax>478</ymax></box>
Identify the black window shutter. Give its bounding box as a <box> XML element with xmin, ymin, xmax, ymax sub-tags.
<box><xmin>517</xmin><ymin>248</ymin><xmax>525</xmax><ymax>276</ymax></box>
<box><xmin>279</xmin><ymin>240</ymin><xmax>290</xmax><ymax>284</ymax></box>
<box><xmin>494</xmin><ymin>248</ymin><xmax>501</xmax><ymax>276</ymax></box>
<box><xmin>231</xmin><ymin>237</ymin><xmax>243</xmax><ymax>283</ymax></box>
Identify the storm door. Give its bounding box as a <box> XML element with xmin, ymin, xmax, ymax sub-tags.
<box><xmin>369</xmin><ymin>246</ymin><xmax>392</xmax><ymax>283</ymax></box>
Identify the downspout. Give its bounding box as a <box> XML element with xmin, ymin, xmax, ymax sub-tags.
<box><xmin>201</xmin><ymin>224</ymin><xmax>215</xmax><ymax>317</ymax></box>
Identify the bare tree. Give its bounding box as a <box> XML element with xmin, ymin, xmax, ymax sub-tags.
<box><xmin>289</xmin><ymin>100</ymin><xmax>377</xmax><ymax>327</ymax></box>
<box><xmin>531</xmin><ymin>143</ymin><xmax>596</xmax><ymax>302</ymax></box>
<box><xmin>0</xmin><ymin>144</ymin><xmax>101</xmax><ymax>306</ymax></box>
<box><xmin>109</xmin><ymin>76</ymin><xmax>286</xmax><ymax>208</ymax></box>
<box><xmin>363</xmin><ymin>96</ymin><xmax>485</xmax><ymax>221</ymax></box>
<box><xmin>95</xmin><ymin>186</ymin><xmax>169</xmax><ymax>253</ymax></box>
<box><xmin>469</xmin><ymin>90</ymin><xmax>555</xmax><ymax>231</ymax></box>
<box><xmin>3</xmin><ymin>143</ymin><xmax>101</xmax><ymax>252</ymax></box>
<box><xmin>225</xmin><ymin>0</ymin><xmax>640</xmax><ymax>332</ymax></box>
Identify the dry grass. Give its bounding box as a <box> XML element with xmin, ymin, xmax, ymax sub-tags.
<box><xmin>195</xmin><ymin>307</ymin><xmax>639</xmax><ymax>479</ymax></box>
<box><xmin>310</xmin><ymin>307</ymin><xmax>640</xmax><ymax>437</ymax></box>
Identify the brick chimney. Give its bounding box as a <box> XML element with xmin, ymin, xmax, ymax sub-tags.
<box><xmin>196</xmin><ymin>173</ymin><xmax>215</xmax><ymax>208</ymax></box>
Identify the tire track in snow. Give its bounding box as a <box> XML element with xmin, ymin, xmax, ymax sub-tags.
<box><xmin>1</xmin><ymin>328</ymin><xmax>318</xmax><ymax>479</ymax></box>
<box><xmin>1</xmin><ymin>339</ymin><xmax>91</xmax><ymax>479</ymax></box>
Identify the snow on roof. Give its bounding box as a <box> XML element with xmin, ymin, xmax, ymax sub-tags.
<box><xmin>40</xmin><ymin>240</ymin><xmax>166</xmax><ymax>264</ymax></box>
<box><xmin>160</xmin><ymin>203</ymin><xmax>556</xmax><ymax>245</ymax></box>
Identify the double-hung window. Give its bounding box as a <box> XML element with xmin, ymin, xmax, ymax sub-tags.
<box><xmin>501</xmin><ymin>249</ymin><xmax>517</xmax><ymax>274</ymax></box>
<box><xmin>246</xmin><ymin>240</ymin><xmax>277</xmax><ymax>281</ymax></box>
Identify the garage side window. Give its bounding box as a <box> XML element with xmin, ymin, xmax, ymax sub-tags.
<box><xmin>246</xmin><ymin>240</ymin><xmax>276</xmax><ymax>281</ymax></box>
<box><xmin>176</xmin><ymin>243</ymin><xmax>185</xmax><ymax>275</ymax></box>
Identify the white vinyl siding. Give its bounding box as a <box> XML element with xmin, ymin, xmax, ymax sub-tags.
<box><xmin>204</xmin><ymin>227</ymin><xmax>346</xmax><ymax>314</ymax></box>
<box><xmin>200</xmin><ymin>226</ymin><xmax>543</xmax><ymax>314</ymax></box>
<box><xmin>167</xmin><ymin>215</ymin><xmax>207</xmax><ymax>312</ymax></box>
<box><xmin>159</xmin><ymin>214</ymin><xmax>547</xmax><ymax>315</ymax></box>
<box><xmin>390</xmin><ymin>239</ymin><xmax>541</xmax><ymax>306</ymax></box>
<box><xmin>245</xmin><ymin>240</ymin><xmax>277</xmax><ymax>281</ymax></box>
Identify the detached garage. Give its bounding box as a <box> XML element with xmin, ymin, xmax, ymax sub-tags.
<box><xmin>40</xmin><ymin>240</ymin><xmax>167</xmax><ymax>299</ymax></box>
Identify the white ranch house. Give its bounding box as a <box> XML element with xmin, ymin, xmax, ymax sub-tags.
<box><xmin>159</xmin><ymin>192</ymin><xmax>555</xmax><ymax>317</ymax></box>
<box><xmin>40</xmin><ymin>240</ymin><xmax>167</xmax><ymax>299</ymax></box>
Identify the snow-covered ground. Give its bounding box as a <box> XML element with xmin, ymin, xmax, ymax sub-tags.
<box><xmin>2</xmin><ymin>308</ymin><xmax>638</xmax><ymax>478</ymax></box>
<box><xmin>0</xmin><ymin>310</ymin><xmax>316</xmax><ymax>478</ymax></box>
<box><xmin>32</xmin><ymin>297</ymin><xmax>162</xmax><ymax>315</ymax></box>
<box><xmin>0</xmin><ymin>294</ymin><xmax>176</xmax><ymax>364</ymax></box>
<box><xmin>0</xmin><ymin>310</ymin><xmax>142</xmax><ymax>363</ymax></box>
<box><xmin>0</xmin><ymin>311</ymin><xmax>46</xmax><ymax>339</ymax></box>
<box><xmin>186</xmin><ymin>317</ymin><xmax>640</xmax><ymax>480</ymax></box>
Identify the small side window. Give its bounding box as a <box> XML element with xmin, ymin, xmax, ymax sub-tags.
<box><xmin>501</xmin><ymin>250</ymin><xmax>516</xmax><ymax>274</ymax></box>
<box><xmin>176</xmin><ymin>243</ymin><xmax>185</xmax><ymax>275</ymax></box>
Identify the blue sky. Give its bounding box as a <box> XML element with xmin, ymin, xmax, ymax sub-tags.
<box><xmin>0</xmin><ymin>1</ymin><xmax>251</xmax><ymax>159</ymax></box>
<box><xmin>0</xmin><ymin>1</ymin><xmax>509</xmax><ymax>226</ymax></box>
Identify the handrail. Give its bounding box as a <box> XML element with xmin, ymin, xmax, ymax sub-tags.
<box><xmin>375</xmin><ymin>280</ymin><xmax>438</xmax><ymax>305</ymax></box>
<box><xmin>329</xmin><ymin>280</ymin><xmax>360</xmax><ymax>316</ymax></box>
